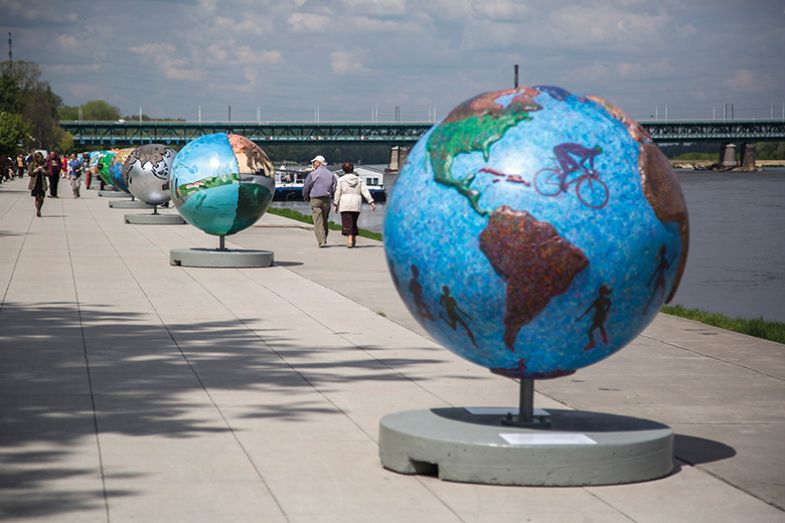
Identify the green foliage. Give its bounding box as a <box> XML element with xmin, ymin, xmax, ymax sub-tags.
<box><xmin>756</xmin><ymin>141</ymin><xmax>785</xmax><ymax>160</ymax></box>
<box><xmin>58</xmin><ymin>105</ymin><xmax>79</xmax><ymax>120</ymax></box>
<box><xmin>0</xmin><ymin>111</ymin><xmax>32</xmax><ymax>156</ymax></box>
<box><xmin>266</xmin><ymin>206</ymin><xmax>383</xmax><ymax>241</ymax></box>
<box><xmin>673</xmin><ymin>152</ymin><xmax>717</xmax><ymax>161</ymax></box>
<box><xmin>661</xmin><ymin>304</ymin><xmax>785</xmax><ymax>345</ymax></box>
<box><xmin>0</xmin><ymin>60</ymin><xmax>64</xmax><ymax>151</ymax></box>
<box><xmin>80</xmin><ymin>100</ymin><xmax>121</xmax><ymax>121</ymax></box>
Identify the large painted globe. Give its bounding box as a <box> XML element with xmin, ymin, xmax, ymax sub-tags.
<box><xmin>109</xmin><ymin>148</ymin><xmax>135</xmax><ymax>193</ymax></box>
<box><xmin>96</xmin><ymin>151</ymin><xmax>116</xmax><ymax>186</ymax></box>
<box><xmin>124</xmin><ymin>144</ymin><xmax>176</xmax><ymax>205</ymax></box>
<box><xmin>384</xmin><ymin>86</ymin><xmax>689</xmax><ymax>379</ymax></box>
<box><xmin>170</xmin><ymin>133</ymin><xmax>275</xmax><ymax>236</ymax></box>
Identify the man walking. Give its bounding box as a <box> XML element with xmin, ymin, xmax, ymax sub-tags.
<box><xmin>302</xmin><ymin>155</ymin><xmax>336</xmax><ymax>247</ymax></box>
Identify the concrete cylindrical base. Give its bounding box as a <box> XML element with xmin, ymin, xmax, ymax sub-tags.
<box><xmin>98</xmin><ymin>190</ymin><xmax>126</xmax><ymax>198</ymax></box>
<box><xmin>379</xmin><ymin>408</ymin><xmax>673</xmax><ymax>486</ymax></box>
<box><xmin>109</xmin><ymin>200</ymin><xmax>153</xmax><ymax>209</ymax></box>
<box><xmin>125</xmin><ymin>213</ymin><xmax>186</xmax><ymax>225</ymax></box>
<box><xmin>170</xmin><ymin>248</ymin><xmax>274</xmax><ymax>268</ymax></box>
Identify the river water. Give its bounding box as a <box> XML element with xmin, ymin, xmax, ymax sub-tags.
<box><xmin>272</xmin><ymin>169</ymin><xmax>785</xmax><ymax>322</ymax></box>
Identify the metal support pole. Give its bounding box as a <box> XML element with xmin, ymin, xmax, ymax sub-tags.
<box><xmin>519</xmin><ymin>378</ymin><xmax>534</xmax><ymax>423</ymax></box>
<box><xmin>152</xmin><ymin>205</ymin><xmax>158</xmax><ymax>215</ymax></box>
<box><xmin>514</xmin><ymin>64</ymin><xmax>519</xmax><ymax>88</ymax></box>
<box><xmin>219</xmin><ymin>235</ymin><xmax>225</xmax><ymax>251</ymax></box>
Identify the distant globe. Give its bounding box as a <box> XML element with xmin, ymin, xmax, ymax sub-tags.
<box><xmin>96</xmin><ymin>151</ymin><xmax>116</xmax><ymax>186</ymax></box>
<box><xmin>170</xmin><ymin>133</ymin><xmax>275</xmax><ymax>236</ymax></box>
<box><xmin>384</xmin><ymin>86</ymin><xmax>689</xmax><ymax>379</ymax></box>
<box><xmin>109</xmin><ymin>148</ymin><xmax>134</xmax><ymax>193</ymax></box>
<box><xmin>124</xmin><ymin>144</ymin><xmax>176</xmax><ymax>205</ymax></box>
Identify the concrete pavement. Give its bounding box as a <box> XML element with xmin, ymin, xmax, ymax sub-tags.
<box><xmin>1</xmin><ymin>177</ymin><xmax>783</xmax><ymax>522</ymax></box>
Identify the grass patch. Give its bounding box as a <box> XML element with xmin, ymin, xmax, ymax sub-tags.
<box><xmin>267</xmin><ymin>206</ymin><xmax>383</xmax><ymax>242</ymax></box>
<box><xmin>661</xmin><ymin>304</ymin><xmax>785</xmax><ymax>345</ymax></box>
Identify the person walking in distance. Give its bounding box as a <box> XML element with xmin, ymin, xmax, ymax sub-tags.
<box><xmin>28</xmin><ymin>152</ymin><xmax>48</xmax><ymax>217</ymax></box>
<box><xmin>46</xmin><ymin>151</ymin><xmax>61</xmax><ymax>198</ymax></box>
<box><xmin>302</xmin><ymin>155</ymin><xmax>336</xmax><ymax>247</ymax></box>
<box><xmin>68</xmin><ymin>154</ymin><xmax>83</xmax><ymax>198</ymax></box>
<box><xmin>333</xmin><ymin>162</ymin><xmax>375</xmax><ymax>248</ymax></box>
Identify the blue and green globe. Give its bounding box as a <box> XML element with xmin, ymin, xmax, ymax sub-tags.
<box><xmin>170</xmin><ymin>133</ymin><xmax>275</xmax><ymax>236</ymax></box>
<box><xmin>384</xmin><ymin>86</ymin><xmax>689</xmax><ymax>379</ymax></box>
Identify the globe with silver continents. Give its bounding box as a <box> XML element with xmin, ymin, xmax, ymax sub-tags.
<box><xmin>170</xmin><ymin>133</ymin><xmax>275</xmax><ymax>236</ymax></box>
<box><xmin>383</xmin><ymin>85</ymin><xmax>689</xmax><ymax>379</ymax></box>
<box><xmin>124</xmin><ymin>144</ymin><xmax>176</xmax><ymax>206</ymax></box>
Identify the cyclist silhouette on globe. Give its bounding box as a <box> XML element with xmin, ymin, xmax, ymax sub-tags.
<box><xmin>553</xmin><ymin>143</ymin><xmax>603</xmax><ymax>191</ymax></box>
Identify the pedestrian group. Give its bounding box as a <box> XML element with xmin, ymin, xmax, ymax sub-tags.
<box><xmin>302</xmin><ymin>155</ymin><xmax>376</xmax><ymax>248</ymax></box>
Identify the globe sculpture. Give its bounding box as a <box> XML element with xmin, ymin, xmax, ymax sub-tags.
<box><xmin>109</xmin><ymin>148</ymin><xmax>135</xmax><ymax>193</ymax></box>
<box><xmin>384</xmin><ymin>85</ymin><xmax>689</xmax><ymax>380</ymax></box>
<box><xmin>96</xmin><ymin>151</ymin><xmax>116</xmax><ymax>186</ymax></box>
<box><xmin>124</xmin><ymin>144</ymin><xmax>176</xmax><ymax>205</ymax></box>
<box><xmin>170</xmin><ymin>133</ymin><xmax>275</xmax><ymax>237</ymax></box>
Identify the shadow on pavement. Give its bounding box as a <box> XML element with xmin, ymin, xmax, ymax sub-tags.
<box><xmin>674</xmin><ymin>434</ymin><xmax>737</xmax><ymax>465</ymax></box>
<box><xmin>0</xmin><ymin>300</ymin><xmax>448</xmax><ymax>519</ymax></box>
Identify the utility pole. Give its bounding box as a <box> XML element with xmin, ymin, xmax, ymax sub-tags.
<box><xmin>139</xmin><ymin>105</ymin><xmax>142</xmax><ymax>123</ymax></box>
<box><xmin>7</xmin><ymin>32</ymin><xmax>11</xmax><ymax>62</ymax></box>
<box><xmin>514</xmin><ymin>64</ymin><xmax>519</xmax><ymax>88</ymax></box>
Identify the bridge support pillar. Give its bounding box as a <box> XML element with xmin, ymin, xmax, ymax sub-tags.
<box><xmin>719</xmin><ymin>143</ymin><xmax>738</xmax><ymax>168</ymax></box>
<box><xmin>739</xmin><ymin>143</ymin><xmax>757</xmax><ymax>172</ymax></box>
<box><xmin>387</xmin><ymin>146</ymin><xmax>410</xmax><ymax>173</ymax></box>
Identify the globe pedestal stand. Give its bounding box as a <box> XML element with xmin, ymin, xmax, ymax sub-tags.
<box><xmin>98</xmin><ymin>186</ymin><xmax>124</xmax><ymax>197</ymax></box>
<box><xmin>125</xmin><ymin>205</ymin><xmax>186</xmax><ymax>225</ymax></box>
<box><xmin>379</xmin><ymin>377</ymin><xmax>674</xmax><ymax>486</ymax></box>
<box><xmin>110</xmin><ymin>195</ymin><xmax>153</xmax><ymax>209</ymax></box>
<box><xmin>170</xmin><ymin>235</ymin><xmax>274</xmax><ymax>268</ymax></box>
<box><xmin>500</xmin><ymin>379</ymin><xmax>550</xmax><ymax>427</ymax></box>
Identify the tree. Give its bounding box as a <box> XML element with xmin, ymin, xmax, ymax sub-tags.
<box><xmin>0</xmin><ymin>60</ymin><xmax>64</xmax><ymax>151</ymax></box>
<box><xmin>0</xmin><ymin>111</ymin><xmax>32</xmax><ymax>156</ymax></box>
<box><xmin>80</xmin><ymin>100</ymin><xmax>121</xmax><ymax>121</ymax></box>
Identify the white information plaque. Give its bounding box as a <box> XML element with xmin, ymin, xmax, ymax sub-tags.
<box><xmin>499</xmin><ymin>433</ymin><xmax>597</xmax><ymax>445</ymax></box>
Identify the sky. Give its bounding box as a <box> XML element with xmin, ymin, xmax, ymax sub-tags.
<box><xmin>1</xmin><ymin>0</ymin><xmax>784</xmax><ymax>123</ymax></box>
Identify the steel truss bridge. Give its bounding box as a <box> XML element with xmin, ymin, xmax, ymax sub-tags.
<box><xmin>60</xmin><ymin>120</ymin><xmax>785</xmax><ymax>147</ymax></box>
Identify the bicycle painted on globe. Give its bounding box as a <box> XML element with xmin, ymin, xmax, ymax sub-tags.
<box><xmin>533</xmin><ymin>160</ymin><xmax>609</xmax><ymax>209</ymax></box>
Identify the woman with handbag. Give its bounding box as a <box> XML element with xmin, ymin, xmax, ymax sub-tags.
<box><xmin>28</xmin><ymin>152</ymin><xmax>48</xmax><ymax>217</ymax></box>
<box><xmin>333</xmin><ymin>162</ymin><xmax>376</xmax><ymax>248</ymax></box>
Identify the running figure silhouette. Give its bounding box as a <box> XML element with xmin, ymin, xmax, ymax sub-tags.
<box><xmin>645</xmin><ymin>245</ymin><xmax>673</xmax><ymax>312</ymax></box>
<box><xmin>578</xmin><ymin>284</ymin><xmax>612</xmax><ymax>351</ymax></box>
<box><xmin>439</xmin><ymin>285</ymin><xmax>477</xmax><ymax>347</ymax></box>
<box><xmin>409</xmin><ymin>265</ymin><xmax>434</xmax><ymax>320</ymax></box>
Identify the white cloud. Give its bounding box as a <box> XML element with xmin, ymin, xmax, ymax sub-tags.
<box><xmin>616</xmin><ymin>59</ymin><xmax>674</xmax><ymax>79</ymax></box>
<box><xmin>331</xmin><ymin>50</ymin><xmax>366</xmax><ymax>74</ymax></box>
<box><xmin>55</xmin><ymin>34</ymin><xmax>79</xmax><ymax>49</ymax></box>
<box><xmin>235</xmin><ymin>46</ymin><xmax>284</xmax><ymax>65</ymax></box>
<box><xmin>129</xmin><ymin>42</ymin><xmax>202</xmax><ymax>81</ymax></box>
<box><xmin>288</xmin><ymin>12</ymin><xmax>331</xmax><ymax>32</ymax></box>
<box><xmin>470</xmin><ymin>0</ymin><xmax>529</xmax><ymax>21</ymax></box>
<box><xmin>546</xmin><ymin>5</ymin><xmax>671</xmax><ymax>46</ymax></box>
<box><xmin>214</xmin><ymin>15</ymin><xmax>271</xmax><ymax>35</ymax></box>
<box><xmin>342</xmin><ymin>0</ymin><xmax>407</xmax><ymax>16</ymax></box>
<box><xmin>724</xmin><ymin>69</ymin><xmax>766</xmax><ymax>92</ymax></box>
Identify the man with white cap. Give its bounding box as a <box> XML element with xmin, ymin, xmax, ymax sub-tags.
<box><xmin>302</xmin><ymin>154</ymin><xmax>337</xmax><ymax>247</ymax></box>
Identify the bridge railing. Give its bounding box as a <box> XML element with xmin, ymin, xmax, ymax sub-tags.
<box><xmin>59</xmin><ymin>119</ymin><xmax>785</xmax><ymax>146</ymax></box>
